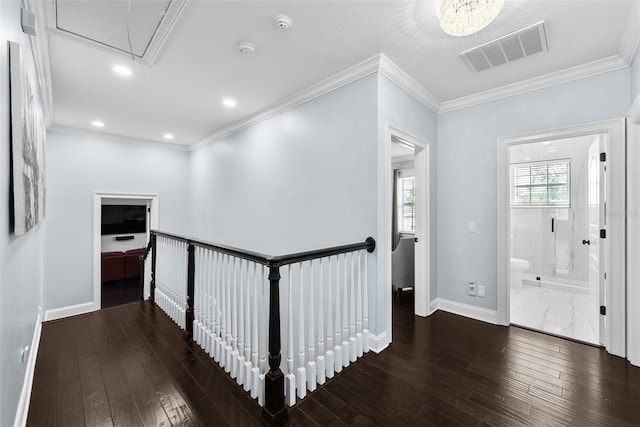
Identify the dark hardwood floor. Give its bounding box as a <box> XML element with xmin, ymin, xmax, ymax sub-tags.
<box><xmin>28</xmin><ymin>293</ymin><xmax>640</xmax><ymax>426</ymax></box>
<box><xmin>101</xmin><ymin>278</ymin><xmax>142</xmax><ymax>309</ymax></box>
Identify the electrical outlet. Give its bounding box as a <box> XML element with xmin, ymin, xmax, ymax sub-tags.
<box><xmin>468</xmin><ymin>281</ymin><xmax>477</xmax><ymax>296</ymax></box>
<box><xmin>477</xmin><ymin>285</ymin><xmax>486</xmax><ymax>298</ymax></box>
<box><xmin>20</xmin><ymin>346</ymin><xmax>29</xmax><ymax>365</ymax></box>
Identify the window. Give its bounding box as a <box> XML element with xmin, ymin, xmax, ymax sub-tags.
<box><xmin>397</xmin><ymin>170</ymin><xmax>415</xmax><ymax>232</ymax></box>
<box><xmin>511</xmin><ymin>159</ymin><xmax>570</xmax><ymax>207</ymax></box>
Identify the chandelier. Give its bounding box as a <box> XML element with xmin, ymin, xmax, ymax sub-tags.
<box><xmin>438</xmin><ymin>0</ymin><xmax>505</xmax><ymax>37</ymax></box>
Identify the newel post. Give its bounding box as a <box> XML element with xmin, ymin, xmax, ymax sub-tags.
<box><xmin>262</xmin><ymin>264</ymin><xmax>287</xmax><ymax>422</ymax></box>
<box><xmin>185</xmin><ymin>242</ymin><xmax>196</xmax><ymax>340</ymax></box>
<box><xmin>150</xmin><ymin>233</ymin><xmax>157</xmax><ymax>304</ymax></box>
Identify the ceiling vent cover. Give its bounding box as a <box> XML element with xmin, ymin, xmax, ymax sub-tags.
<box><xmin>460</xmin><ymin>21</ymin><xmax>548</xmax><ymax>72</ymax></box>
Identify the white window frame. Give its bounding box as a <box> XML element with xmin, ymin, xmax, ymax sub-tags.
<box><xmin>510</xmin><ymin>159</ymin><xmax>571</xmax><ymax>208</ymax></box>
<box><xmin>397</xmin><ymin>169</ymin><xmax>415</xmax><ymax>233</ymax></box>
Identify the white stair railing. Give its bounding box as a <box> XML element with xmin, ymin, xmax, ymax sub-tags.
<box><xmin>145</xmin><ymin>231</ymin><xmax>375</xmax><ymax>417</ymax></box>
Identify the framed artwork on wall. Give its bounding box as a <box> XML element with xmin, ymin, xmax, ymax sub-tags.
<box><xmin>9</xmin><ymin>41</ymin><xmax>46</xmax><ymax>236</ymax></box>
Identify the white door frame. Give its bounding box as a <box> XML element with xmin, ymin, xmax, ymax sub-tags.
<box><xmin>384</xmin><ymin>125</ymin><xmax>431</xmax><ymax>343</ymax></box>
<box><xmin>627</xmin><ymin>98</ymin><xmax>640</xmax><ymax>366</ymax></box>
<box><xmin>93</xmin><ymin>192</ymin><xmax>159</xmax><ymax>310</ymax></box>
<box><xmin>497</xmin><ymin>118</ymin><xmax>625</xmax><ymax>357</ymax></box>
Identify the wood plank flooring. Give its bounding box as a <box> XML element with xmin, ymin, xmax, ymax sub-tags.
<box><xmin>28</xmin><ymin>294</ymin><xmax>640</xmax><ymax>426</ymax></box>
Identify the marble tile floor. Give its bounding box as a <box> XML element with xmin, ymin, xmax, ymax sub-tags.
<box><xmin>510</xmin><ymin>284</ymin><xmax>599</xmax><ymax>345</ymax></box>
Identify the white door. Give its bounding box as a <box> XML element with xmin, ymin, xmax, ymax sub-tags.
<box><xmin>587</xmin><ymin>136</ymin><xmax>605</xmax><ymax>345</ymax></box>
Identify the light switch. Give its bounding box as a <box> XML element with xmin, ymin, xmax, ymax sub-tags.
<box><xmin>468</xmin><ymin>221</ymin><xmax>476</xmax><ymax>233</ymax></box>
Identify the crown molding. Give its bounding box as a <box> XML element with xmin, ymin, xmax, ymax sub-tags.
<box><xmin>619</xmin><ymin>0</ymin><xmax>640</xmax><ymax>64</ymax></box>
<box><xmin>439</xmin><ymin>55</ymin><xmax>628</xmax><ymax>113</ymax></box>
<box><xmin>25</xmin><ymin>0</ymin><xmax>54</xmax><ymax>128</ymax></box>
<box><xmin>189</xmin><ymin>54</ymin><xmax>382</xmax><ymax>151</ymax></box>
<box><xmin>378</xmin><ymin>53</ymin><xmax>440</xmax><ymax>112</ymax></box>
<box><xmin>49</xmin><ymin>125</ymin><xmax>189</xmax><ymax>152</ymax></box>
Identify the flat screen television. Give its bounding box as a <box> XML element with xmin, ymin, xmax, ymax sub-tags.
<box><xmin>101</xmin><ymin>205</ymin><xmax>147</xmax><ymax>235</ymax></box>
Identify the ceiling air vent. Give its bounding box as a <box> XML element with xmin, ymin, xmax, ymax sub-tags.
<box><xmin>460</xmin><ymin>21</ymin><xmax>548</xmax><ymax>72</ymax></box>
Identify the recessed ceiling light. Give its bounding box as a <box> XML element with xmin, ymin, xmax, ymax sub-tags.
<box><xmin>113</xmin><ymin>65</ymin><xmax>132</xmax><ymax>76</ymax></box>
<box><xmin>163</xmin><ymin>133</ymin><xmax>174</xmax><ymax>140</ymax></box>
<box><xmin>223</xmin><ymin>98</ymin><xmax>237</xmax><ymax>108</ymax></box>
<box><xmin>523</xmin><ymin>157</ymin><xmax>532</xmax><ymax>161</ymax></box>
<box><xmin>541</xmin><ymin>141</ymin><xmax>552</xmax><ymax>145</ymax></box>
<box><xmin>91</xmin><ymin>120</ymin><xmax>105</xmax><ymax>128</ymax></box>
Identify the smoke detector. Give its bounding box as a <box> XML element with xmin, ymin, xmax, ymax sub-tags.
<box><xmin>273</xmin><ymin>15</ymin><xmax>292</xmax><ymax>30</ymax></box>
<box><xmin>237</xmin><ymin>41</ymin><xmax>255</xmax><ymax>56</ymax></box>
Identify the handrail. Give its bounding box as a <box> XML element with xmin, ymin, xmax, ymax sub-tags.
<box><xmin>145</xmin><ymin>229</ymin><xmax>376</xmax><ymax>423</ymax></box>
<box><xmin>150</xmin><ymin>230</ymin><xmax>375</xmax><ymax>266</ymax></box>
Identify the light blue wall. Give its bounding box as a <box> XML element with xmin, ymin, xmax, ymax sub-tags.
<box><xmin>437</xmin><ymin>68</ymin><xmax>630</xmax><ymax>310</ymax></box>
<box><xmin>632</xmin><ymin>42</ymin><xmax>640</xmax><ymax>106</ymax></box>
<box><xmin>0</xmin><ymin>1</ymin><xmax>46</xmax><ymax>424</ymax></box>
<box><xmin>190</xmin><ymin>74</ymin><xmax>382</xmax><ymax>331</ymax></box>
<box><xmin>45</xmin><ymin>132</ymin><xmax>190</xmax><ymax>309</ymax></box>
<box><xmin>377</xmin><ymin>75</ymin><xmax>438</xmax><ymax>307</ymax></box>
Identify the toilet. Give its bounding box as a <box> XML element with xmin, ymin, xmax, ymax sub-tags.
<box><xmin>510</xmin><ymin>257</ymin><xmax>530</xmax><ymax>288</ymax></box>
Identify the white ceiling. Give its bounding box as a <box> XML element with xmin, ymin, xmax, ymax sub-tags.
<box><xmin>40</xmin><ymin>0</ymin><xmax>640</xmax><ymax>148</ymax></box>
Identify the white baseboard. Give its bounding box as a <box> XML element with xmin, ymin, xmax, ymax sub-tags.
<box><xmin>369</xmin><ymin>331</ymin><xmax>389</xmax><ymax>353</ymax></box>
<box><xmin>14</xmin><ymin>312</ymin><xmax>43</xmax><ymax>427</ymax></box>
<box><xmin>431</xmin><ymin>298</ymin><xmax>498</xmax><ymax>325</ymax></box>
<box><xmin>44</xmin><ymin>302</ymin><xmax>96</xmax><ymax>321</ymax></box>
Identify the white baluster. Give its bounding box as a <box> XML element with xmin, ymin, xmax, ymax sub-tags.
<box><xmin>307</xmin><ymin>261</ymin><xmax>317</xmax><ymax>392</ymax></box>
<box><xmin>237</xmin><ymin>259</ymin><xmax>245</xmax><ymax>385</ymax></box>
<box><xmin>363</xmin><ymin>250</ymin><xmax>370</xmax><ymax>352</ymax></box>
<box><xmin>342</xmin><ymin>252</ymin><xmax>350</xmax><ymax>367</ymax></box>
<box><xmin>316</xmin><ymin>257</ymin><xmax>326</xmax><ymax>385</ymax></box>
<box><xmin>356</xmin><ymin>250</ymin><xmax>363</xmax><ymax>358</ymax></box>
<box><xmin>349</xmin><ymin>251</ymin><xmax>357</xmax><ymax>363</ymax></box>
<box><xmin>259</xmin><ymin>264</ymin><xmax>268</xmax><ymax>374</ymax></box>
<box><xmin>214</xmin><ymin>251</ymin><xmax>222</xmax><ymax>362</ymax></box>
<box><xmin>243</xmin><ymin>261</ymin><xmax>253</xmax><ymax>392</ymax></box>
<box><xmin>296</xmin><ymin>264</ymin><xmax>307</xmax><ymax>399</ymax></box>
<box><xmin>334</xmin><ymin>254</ymin><xmax>342</xmax><ymax>374</ymax></box>
<box><xmin>250</xmin><ymin>262</ymin><xmax>260</xmax><ymax>399</ymax></box>
<box><xmin>285</xmin><ymin>265</ymin><xmax>296</xmax><ymax>406</ymax></box>
<box><xmin>326</xmin><ymin>256</ymin><xmax>334</xmax><ymax>379</ymax></box>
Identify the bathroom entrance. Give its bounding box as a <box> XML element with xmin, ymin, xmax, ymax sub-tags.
<box><xmin>508</xmin><ymin>134</ymin><xmax>604</xmax><ymax>345</ymax></box>
<box><xmin>497</xmin><ymin>119</ymin><xmax>626</xmax><ymax>357</ymax></box>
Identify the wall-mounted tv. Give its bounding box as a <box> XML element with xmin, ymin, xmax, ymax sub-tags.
<box><xmin>101</xmin><ymin>205</ymin><xmax>147</xmax><ymax>235</ymax></box>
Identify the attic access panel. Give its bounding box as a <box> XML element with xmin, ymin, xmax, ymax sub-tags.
<box><xmin>55</xmin><ymin>0</ymin><xmax>188</xmax><ymax>64</ymax></box>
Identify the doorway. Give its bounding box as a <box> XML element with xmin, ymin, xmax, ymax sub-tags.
<box><xmin>497</xmin><ymin>119</ymin><xmax>626</xmax><ymax>357</ymax></box>
<box><xmin>383</xmin><ymin>126</ymin><xmax>431</xmax><ymax>347</ymax></box>
<box><xmin>93</xmin><ymin>193</ymin><xmax>159</xmax><ymax>310</ymax></box>
<box><xmin>508</xmin><ymin>135</ymin><xmax>603</xmax><ymax>345</ymax></box>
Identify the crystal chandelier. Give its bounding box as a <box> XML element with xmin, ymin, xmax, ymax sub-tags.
<box><xmin>438</xmin><ymin>0</ymin><xmax>505</xmax><ymax>37</ymax></box>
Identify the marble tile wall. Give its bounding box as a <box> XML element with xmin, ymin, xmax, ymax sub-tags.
<box><xmin>510</xmin><ymin>135</ymin><xmax>599</xmax><ymax>284</ymax></box>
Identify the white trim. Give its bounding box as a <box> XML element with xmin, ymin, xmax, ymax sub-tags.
<box><xmin>13</xmin><ymin>312</ymin><xmax>43</xmax><ymax>427</ymax></box>
<box><xmin>93</xmin><ymin>193</ymin><xmax>159</xmax><ymax>311</ymax></box>
<box><xmin>629</xmin><ymin>94</ymin><xmax>640</xmax><ymax>123</ymax></box>
<box><xmin>44</xmin><ymin>302</ymin><xmax>95</xmax><ymax>321</ymax></box>
<box><xmin>190</xmin><ymin>54</ymin><xmax>382</xmax><ymax>151</ymax></box>
<box><xmin>386</xmin><ymin>126</ymin><xmax>431</xmax><ymax>318</ymax></box>
<box><xmin>368</xmin><ymin>332</ymin><xmax>390</xmax><ymax>354</ymax></box>
<box><xmin>378</xmin><ymin>54</ymin><xmax>440</xmax><ymax>112</ymax></box>
<box><xmin>431</xmin><ymin>298</ymin><xmax>498</xmax><ymax>325</ymax></box>
<box><xmin>497</xmin><ymin>119</ymin><xmax>626</xmax><ymax>357</ymax></box>
<box><xmin>627</xmin><ymin>117</ymin><xmax>640</xmax><ymax>367</ymax></box>
<box><xmin>439</xmin><ymin>55</ymin><xmax>628</xmax><ymax>113</ymax></box>
<box><xmin>49</xmin><ymin>125</ymin><xmax>189</xmax><ymax>152</ymax></box>
<box><xmin>619</xmin><ymin>0</ymin><xmax>640</xmax><ymax>64</ymax></box>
